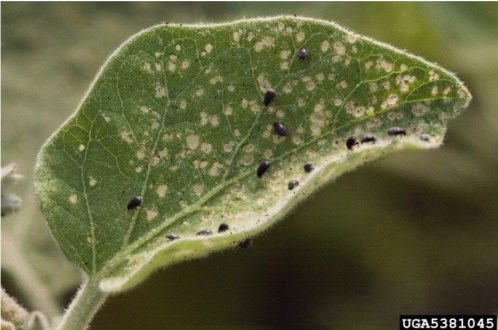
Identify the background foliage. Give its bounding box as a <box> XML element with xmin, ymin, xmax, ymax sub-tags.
<box><xmin>2</xmin><ymin>2</ymin><xmax>497</xmax><ymax>329</ymax></box>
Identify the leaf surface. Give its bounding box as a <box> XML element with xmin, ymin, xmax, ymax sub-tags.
<box><xmin>34</xmin><ymin>16</ymin><xmax>471</xmax><ymax>292</ymax></box>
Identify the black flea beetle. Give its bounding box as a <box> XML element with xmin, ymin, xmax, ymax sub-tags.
<box><xmin>127</xmin><ymin>196</ymin><xmax>143</xmax><ymax>210</ymax></box>
<box><xmin>346</xmin><ymin>136</ymin><xmax>358</xmax><ymax>150</ymax></box>
<box><xmin>304</xmin><ymin>163</ymin><xmax>314</xmax><ymax>173</ymax></box>
<box><xmin>288</xmin><ymin>180</ymin><xmax>299</xmax><ymax>190</ymax></box>
<box><xmin>298</xmin><ymin>48</ymin><xmax>310</xmax><ymax>60</ymax></box>
<box><xmin>218</xmin><ymin>223</ymin><xmax>229</xmax><ymax>233</ymax></box>
<box><xmin>166</xmin><ymin>234</ymin><xmax>179</xmax><ymax>241</ymax></box>
<box><xmin>361</xmin><ymin>135</ymin><xmax>376</xmax><ymax>144</ymax></box>
<box><xmin>263</xmin><ymin>90</ymin><xmax>276</xmax><ymax>107</ymax></box>
<box><xmin>273</xmin><ymin>122</ymin><xmax>288</xmax><ymax>136</ymax></box>
<box><xmin>239</xmin><ymin>238</ymin><xmax>253</xmax><ymax>249</ymax></box>
<box><xmin>388</xmin><ymin>127</ymin><xmax>406</xmax><ymax>136</ymax></box>
<box><xmin>257</xmin><ymin>161</ymin><xmax>270</xmax><ymax>177</ymax></box>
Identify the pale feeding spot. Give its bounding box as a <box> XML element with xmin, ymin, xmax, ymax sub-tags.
<box><xmin>155</xmin><ymin>83</ymin><xmax>167</xmax><ymax>98</ymax></box>
<box><xmin>352</xmin><ymin>106</ymin><xmax>366</xmax><ymax>118</ymax></box>
<box><xmin>209</xmin><ymin>162</ymin><xmax>224</xmax><ymax>176</ymax></box>
<box><xmin>247</xmin><ymin>31</ymin><xmax>255</xmax><ymax>41</ymax></box>
<box><xmin>86</xmin><ymin>236</ymin><xmax>95</xmax><ymax>244</ymax></box>
<box><xmin>381</xmin><ymin>93</ymin><xmax>399</xmax><ymax>109</ymax></box>
<box><xmin>333</xmin><ymin>42</ymin><xmax>346</xmax><ymax>55</ymax></box>
<box><xmin>209</xmin><ymin>115</ymin><xmax>219</xmax><ymax>126</ymax></box>
<box><xmin>292</xmin><ymin>135</ymin><xmax>303</xmax><ymax>145</ymax></box>
<box><xmin>181</xmin><ymin>60</ymin><xmax>190</xmax><ymax>70</ymax></box>
<box><xmin>156</xmin><ymin>184</ymin><xmax>168</xmax><ymax>198</ymax></box>
<box><xmin>234</xmin><ymin>129</ymin><xmax>241</xmax><ymax>137</ymax></box>
<box><xmin>155</xmin><ymin>63</ymin><xmax>162</xmax><ymax>71</ymax></box>
<box><xmin>400</xmin><ymin>64</ymin><xmax>408</xmax><ymax>71</ymax></box>
<box><xmin>369</xmin><ymin>82</ymin><xmax>378</xmax><ymax>93</ymax></box>
<box><xmin>142</xmin><ymin>62</ymin><xmax>152</xmax><ymax>72</ymax></box>
<box><xmin>158</xmin><ymin>148</ymin><xmax>168</xmax><ymax>158</ymax></box>
<box><xmin>224</xmin><ymin>105</ymin><xmax>233</xmax><ymax>116</ymax></box>
<box><xmin>209</xmin><ymin>75</ymin><xmax>223</xmax><ymax>85</ymax></box>
<box><xmin>120</xmin><ymin>131</ymin><xmax>133</xmax><ymax>143</ymax></box>
<box><xmin>431</xmin><ymin>86</ymin><xmax>439</xmax><ymax>96</ymax></box>
<box><xmin>78</xmin><ymin>144</ymin><xmax>85</xmax><ymax>151</ymax></box>
<box><xmin>334</xmin><ymin>98</ymin><xmax>343</xmax><ymax>107</ymax></box>
<box><xmin>168</xmin><ymin>61</ymin><xmax>176</xmax><ymax>72</ymax></box>
<box><xmin>276</xmin><ymin>110</ymin><xmax>285</xmax><ymax>118</ymax></box>
<box><xmin>200</xmin><ymin>111</ymin><xmax>209</xmax><ymax>125</ymax></box>
<box><xmin>302</xmin><ymin>76</ymin><xmax>316</xmax><ymax>91</ymax></box>
<box><xmin>180</xmin><ymin>99</ymin><xmax>187</xmax><ymax>109</ymax></box>
<box><xmin>244</xmin><ymin>143</ymin><xmax>255</xmax><ymax>153</ymax></box>
<box><xmin>135</xmin><ymin>166</ymin><xmax>143</xmax><ymax>173</ymax></box>
<box><xmin>280</xmin><ymin>61</ymin><xmax>289</xmax><ymax>71</ymax></box>
<box><xmin>316</xmin><ymin>73</ymin><xmax>325</xmax><ymax>82</ymax></box>
<box><xmin>239</xmin><ymin>153</ymin><xmax>254</xmax><ymax>165</ymax></box>
<box><xmin>443</xmin><ymin>86</ymin><xmax>451</xmax><ymax>96</ymax></box>
<box><xmin>146</xmin><ymin>209</ymin><xmax>158</xmax><ymax>221</ymax></box>
<box><xmin>387</xmin><ymin>111</ymin><xmax>403</xmax><ymax>121</ymax></box>
<box><xmin>227</xmin><ymin>84</ymin><xmax>235</xmax><ymax>92</ymax></box>
<box><xmin>175</xmin><ymin>44</ymin><xmax>181</xmax><ymax>51</ymax></box>
<box><xmin>411</xmin><ymin>103</ymin><xmax>429</xmax><ymax>117</ymax></box>
<box><xmin>140</xmin><ymin>105</ymin><xmax>150</xmax><ymax>114</ymax></box>
<box><xmin>264</xmin><ymin>149</ymin><xmax>273</xmax><ymax>159</ymax></box>
<box><xmin>195</xmin><ymin>89</ymin><xmax>204</xmax><ymax>97</ymax></box>
<box><xmin>232</xmin><ymin>30</ymin><xmax>240</xmax><ymax>42</ymax></box>
<box><xmin>205</xmin><ymin>43</ymin><xmax>213</xmax><ymax>53</ymax></box>
<box><xmin>186</xmin><ymin>135</ymin><xmax>200</xmax><ymax>150</ymax></box>
<box><xmin>328</xmin><ymin>73</ymin><xmax>336</xmax><ymax>81</ymax></box>
<box><xmin>89</xmin><ymin>177</ymin><xmax>97</xmax><ymax>187</ymax></box>
<box><xmin>346</xmin><ymin>33</ymin><xmax>360</xmax><ymax>43</ymax></box>
<box><xmin>429</xmin><ymin>70</ymin><xmax>440</xmax><ymax>81</ymax></box>
<box><xmin>151</xmin><ymin>121</ymin><xmax>160</xmax><ymax>130</ymax></box>
<box><xmin>256</xmin><ymin>74</ymin><xmax>271</xmax><ymax>92</ymax></box>
<box><xmin>193</xmin><ymin>184</ymin><xmax>205</xmax><ymax>196</ymax></box>
<box><xmin>367</xmin><ymin>118</ymin><xmax>382</xmax><ymax>128</ymax></box>
<box><xmin>310</xmin><ymin>99</ymin><xmax>327</xmax><ymax>136</ymax></box>
<box><xmin>280</xmin><ymin>50</ymin><xmax>291</xmax><ymax>60</ymax></box>
<box><xmin>297</xmin><ymin>98</ymin><xmax>306</xmax><ymax>107</ymax></box>
<box><xmin>136</xmin><ymin>147</ymin><xmax>147</xmax><ymax>160</ymax></box>
<box><xmin>376</xmin><ymin>58</ymin><xmax>393</xmax><ymax>72</ymax></box>
<box><xmin>339</xmin><ymin>80</ymin><xmax>348</xmax><ymax>89</ymax></box>
<box><xmin>162</xmin><ymin>133</ymin><xmax>173</xmax><ymax>141</ymax></box>
<box><xmin>101</xmin><ymin>113</ymin><xmax>111</xmax><ymax>122</ymax></box>
<box><xmin>295</xmin><ymin>31</ymin><xmax>305</xmax><ymax>43</ymax></box>
<box><xmin>69</xmin><ymin>193</ymin><xmax>78</xmax><ymax>204</ymax></box>
<box><xmin>283</xmin><ymin>82</ymin><xmax>293</xmax><ymax>94</ymax></box>
<box><xmin>201</xmin><ymin>143</ymin><xmax>212</xmax><ymax>154</ymax></box>
<box><xmin>254</xmin><ymin>35</ymin><xmax>275</xmax><ymax>52</ymax></box>
<box><xmin>321</xmin><ymin>40</ymin><xmax>330</xmax><ymax>52</ymax></box>
<box><xmin>223</xmin><ymin>141</ymin><xmax>235</xmax><ymax>152</ymax></box>
<box><xmin>365</xmin><ymin>61</ymin><xmax>374</xmax><ymax>70</ymax></box>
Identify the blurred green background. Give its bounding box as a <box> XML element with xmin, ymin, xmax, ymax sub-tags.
<box><xmin>2</xmin><ymin>2</ymin><xmax>497</xmax><ymax>329</ymax></box>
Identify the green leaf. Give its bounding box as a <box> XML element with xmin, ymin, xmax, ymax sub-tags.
<box><xmin>34</xmin><ymin>16</ymin><xmax>471</xmax><ymax>292</ymax></box>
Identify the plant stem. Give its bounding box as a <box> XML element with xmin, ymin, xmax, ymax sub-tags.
<box><xmin>56</xmin><ymin>278</ymin><xmax>107</xmax><ymax>330</ymax></box>
<box><xmin>2</xmin><ymin>235</ymin><xmax>61</xmax><ymax>317</ymax></box>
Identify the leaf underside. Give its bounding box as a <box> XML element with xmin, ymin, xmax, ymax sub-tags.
<box><xmin>34</xmin><ymin>16</ymin><xmax>471</xmax><ymax>292</ymax></box>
